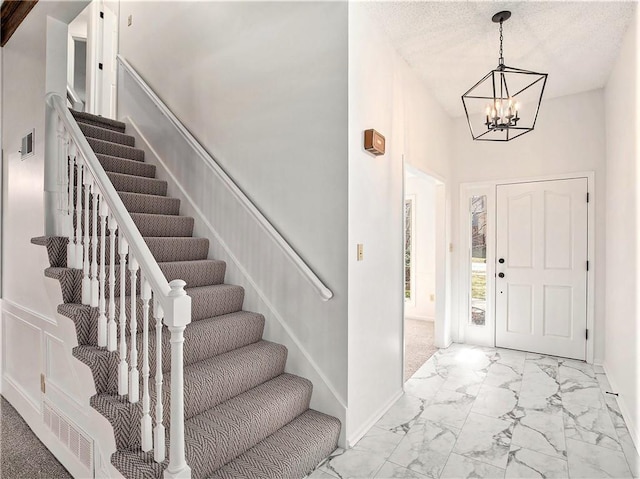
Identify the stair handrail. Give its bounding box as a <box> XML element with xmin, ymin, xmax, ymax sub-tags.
<box><xmin>66</xmin><ymin>83</ymin><xmax>84</xmax><ymax>111</ymax></box>
<box><xmin>116</xmin><ymin>55</ymin><xmax>334</xmax><ymax>301</ymax></box>
<box><xmin>46</xmin><ymin>91</ymin><xmax>192</xmax><ymax>478</ymax></box>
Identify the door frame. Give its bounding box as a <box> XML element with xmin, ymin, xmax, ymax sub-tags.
<box><xmin>458</xmin><ymin>171</ymin><xmax>595</xmax><ymax>363</ymax></box>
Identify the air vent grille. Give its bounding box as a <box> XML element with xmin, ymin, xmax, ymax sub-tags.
<box><xmin>43</xmin><ymin>402</ymin><xmax>94</xmax><ymax>471</ymax></box>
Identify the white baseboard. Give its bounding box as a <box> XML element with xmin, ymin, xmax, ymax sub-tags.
<box><xmin>602</xmin><ymin>362</ymin><xmax>640</xmax><ymax>452</ymax></box>
<box><xmin>346</xmin><ymin>389</ymin><xmax>404</xmax><ymax>448</ymax></box>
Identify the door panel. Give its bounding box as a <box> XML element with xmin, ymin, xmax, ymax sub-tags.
<box><xmin>496</xmin><ymin>178</ymin><xmax>588</xmax><ymax>359</ymax></box>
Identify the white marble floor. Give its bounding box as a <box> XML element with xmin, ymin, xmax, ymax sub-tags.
<box><xmin>310</xmin><ymin>344</ymin><xmax>640</xmax><ymax>479</ymax></box>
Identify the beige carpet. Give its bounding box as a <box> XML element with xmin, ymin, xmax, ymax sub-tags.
<box><xmin>404</xmin><ymin>319</ymin><xmax>438</xmax><ymax>380</ymax></box>
<box><xmin>1</xmin><ymin>397</ymin><xmax>72</xmax><ymax>479</ymax></box>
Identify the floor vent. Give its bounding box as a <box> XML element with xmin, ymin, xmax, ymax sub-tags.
<box><xmin>43</xmin><ymin>401</ymin><xmax>94</xmax><ymax>472</ymax></box>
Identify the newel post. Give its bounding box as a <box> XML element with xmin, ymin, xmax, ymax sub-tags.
<box><xmin>163</xmin><ymin>279</ymin><xmax>192</xmax><ymax>479</ymax></box>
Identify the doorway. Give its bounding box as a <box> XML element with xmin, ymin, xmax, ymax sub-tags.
<box><xmin>459</xmin><ymin>175</ymin><xmax>593</xmax><ymax>361</ymax></box>
<box><xmin>67</xmin><ymin>0</ymin><xmax>118</xmax><ymax>118</ymax></box>
<box><xmin>495</xmin><ymin>178</ymin><xmax>588</xmax><ymax>360</ymax></box>
<box><xmin>403</xmin><ymin>167</ymin><xmax>444</xmax><ymax>380</ymax></box>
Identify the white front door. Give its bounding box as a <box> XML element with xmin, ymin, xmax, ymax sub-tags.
<box><xmin>495</xmin><ymin>178</ymin><xmax>588</xmax><ymax>360</ymax></box>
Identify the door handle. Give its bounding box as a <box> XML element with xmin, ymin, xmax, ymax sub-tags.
<box><xmin>498</xmin><ymin>272</ymin><xmax>505</xmax><ymax>278</ymax></box>
<box><xmin>498</xmin><ymin>258</ymin><xmax>505</xmax><ymax>264</ymax></box>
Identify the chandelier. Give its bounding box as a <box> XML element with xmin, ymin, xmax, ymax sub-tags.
<box><xmin>462</xmin><ymin>11</ymin><xmax>548</xmax><ymax>142</ymax></box>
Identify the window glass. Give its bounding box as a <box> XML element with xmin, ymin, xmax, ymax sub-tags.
<box><xmin>471</xmin><ymin>195</ymin><xmax>487</xmax><ymax>326</ymax></box>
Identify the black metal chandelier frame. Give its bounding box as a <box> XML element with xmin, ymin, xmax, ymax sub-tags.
<box><xmin>462</xmin><ymin>11</ymin><xmax>548</xmax><ymax>142</ymax></box>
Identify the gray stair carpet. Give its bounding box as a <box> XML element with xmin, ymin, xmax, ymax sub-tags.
<box><xmin>33</xmin><ymin>110</ymin><xmax>340</xmax><ymax>479</ymax></box>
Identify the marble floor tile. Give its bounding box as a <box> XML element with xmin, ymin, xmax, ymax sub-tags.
<box><xmin>557</xmin><ymin>357</ymin><xmax>596</xmax><ymax>378</ymax></box>
<box><xmin>440</xmin><ymin>366</ymin><xmax>486</xmax><ymax>396</ymax></box>
<box><xmin>566</xmin><ymin>437</ymin><xmax>632</xmax><ymax>478</ymax></box>
<box><xmin>506</xmin><ymin>446</ymin><xmax>568</xmax><ymax>478</ymax></box>
<box><xmin>374</xmin><ymin>461</ymin><xmax>428</xmax><ymax>478</ymax></box>
<box><xmin>511</xmin><ymin>408</ymin><xmax>566</xmax><ymax>459</ymax></box>
<box><xmin>404</xmin><ymin>372</ymin><xmax>445</xmax><ymax>401</ymax></box>
<box><xmin>316</xmin><ymin>344</ymin><xmax>637</xmax><ymax>479</ymax></box>
<box><xmin>452</xmin><ymin>412</ymin><xmax>514</xmax><ymax>469</ymax></box>
<box><xmin>616</xmin><ymin>426</ymin><xmax>640</xmax><ymax>478</ymax></box>
<box><xmin>563</xmin><ymin>400</ymin><xmax>621</xmax><ymax>451</ymax></box>
<box><xmin>595</xmin><ymin>372</ymin><xmax>613</xmax><ymax>392</ymax></box>
<box><xmin>388</xmin><ymin>419</ymin><xmax>459</xmax><ymax>478</ymax></box>
<box><xmin>319</xmin><ymin>448</ymin><xmax>387</xmax><ymax>479</ymax></box>
<box><xmin>517</xmin><ymin>392</ymin><xmax>563</xmax><ymax>416</ymax></box>
<box><xmin>354</xmin><ymin>426</ymin><xmax>404</xmax><ymax>457</ymax></box>
<box><xmin>440</xmin><ymin>453</ymin><xmax>505</xmax><ymax>479</ymax></box>
<box><xmin>434</xmin><ymin>347</ymin><xmax>491</xmax><ymax>372</ymax></box>
<box><xmin>307</xmin><ymin>468</ymin><xmax>338</xmax><ymax>478</ymax></box>
<box><xmin>519</xmin><ymin>371</ymin><xmax>560</xmax><ymax>402</ymax></box>
<box><xmin>375</xmin><ymin>395</ymin><xmax>427</xmax><ymax>435</ymax></box>
<box><xmin>471</xmin><ymin>384</ymin><xmax>518</xmax><ymax>420</ymax></box>
<box><xmin>603</xmin><ymin>393</ymin><xmax>627</xmax><ymax>429</ymax></box>
<box><xmin>483</xmin><ymin>362</ymin><xmax>523</xmax><ymax>392</ymax></box>
<box><xmin>419</xmin><ymin>388</ymin><xmax>475</xmax><ymax>429</ymax></box>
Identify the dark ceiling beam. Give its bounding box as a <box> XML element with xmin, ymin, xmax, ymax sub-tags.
<box><xmin>1</xmin><ymin>0</ymin><xmax>39</xmax><ymax>47</ymax></box>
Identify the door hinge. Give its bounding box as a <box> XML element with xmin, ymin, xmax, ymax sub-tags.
<box><xmin>586</xmin><ymin>260</ymin><xmax>590</xmax><ymax>271</ymax></box>
<box><xmin>40</xmin><ymin>373</ymin><xmax>46</xmax><ymax>394</ymax></box>
<box><xmin>587</xmin><ymin>192</ymin><xmax>590</xmax><ymax>203</ymax></box>
<box><xmin>98</xmin><ymin>63</ymin><xmax>103</xmax><ymax>70</ymax></box>
<box><xmin>100</xmin><ymin>11</ymin><xmax>104</xmax><ymax>18</ymax></box>
<box><xmin>585</xmin><ymin>329</ymin><xmax>589</xmax><ymax>340</ymax></box>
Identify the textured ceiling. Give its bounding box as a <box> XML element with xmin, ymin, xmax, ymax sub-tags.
<box><xmin>362</xmin><ymin>1</ymin><xmax>637</xmax><ymax>117</ymax></box>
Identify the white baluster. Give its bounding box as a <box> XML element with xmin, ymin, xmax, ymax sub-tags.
<box><xmin>153</xmin><ymin>298</ymin><xmax>166</xmax><ymax>463</ymax></box>
<box><xmin>81</xmin><ymin>176</ymin><xmax>91</xmax><ymax>305</ymax></box>
<box><xmin>107</xmin><ymin>217</ymin><xmax>118</xmax><ymax>352</ymax></box>
<box><xmin>91</xmin><ymin>186</ymin><xmax>99</xmax><ymax>307</ymax></box>
<box><xmin>97</xmin><ymin>196</ymin><xmax>108</xmax><ymax>347</ymax></box>
<box><xmin>66</xmin><ymin>141</ymin><xmax>77</xmax><ymax>268</ymax></box>
<box><xmin>56</xmin><ymin>119</ymin><xmax>66</xmax><ymax>238</ymax></box>
<box><xmin>129</xmin><ymin>257</ymin><xmax>140</xmax><ymax>403</ymax></box>
<box><xmin>74</xmin><ymin>155</ymin><xmax>83</xmax><ymax>269</ymax></box>
<box><xmin>164</xmin><ymin>280</ymin><xmax>192</xmax><ymax>479</ymax></box>
<box><xmin>118</xmin><ymin>237</ymin><xmax>129</xmax><ymax>396</ymax></box>
<box><xmin>140</xmin><ymin>277</ymin><xmax>152</xmax><ymax>451</ymax></box>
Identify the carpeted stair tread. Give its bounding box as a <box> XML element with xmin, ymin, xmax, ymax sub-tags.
<box><xmin>131</xmin><ymin>311</ymin><xmax>265</xmax><ymax>376</ymax></box>
<box><xmin>119</xmin><ymin>192</ymin><xmax>180</xmax><ymax>216</ymax></box>
<box><xmin>186</xmin><ymin>284</ymin><xmax>245</xmax><ymax>321</ymax></box>
<box><xmin>45</xmin><ymin>266</ymin><xmax>82</xmax><ymax>303</ymax></box>
<box><xmin>130</xmin><ymin>213</ymin><xmax>194</xmax><ymax>237</ymax></box>
<box><xmin>74</xmin><ymin>345</ymin><xmax>119</xmax><ymax>395</ymax></box>
<box><xmin>159</xmin><ymin>260</ymin><xmax>226</xmax><ymax>288</ymax></box>
<box><xmin>115</xmin><ymin>284</ymin><xmax>244</xmax><ymax>334</ymax></box>
<box><xmin>144</xmin><ymin>237</ymin><xmax>210</xmax><ymax>263</ymax></box>
<box><xmin>91</xmin><ymin>393</ymin><xmax>140</xmax><ymax>450</ymax></box>
<box><xmin>71</xmin><ymin>110</ymin><xmax>126</xmax><ymax>133</ymax></box>
<box><xmin>88</xmin><ymin>137</ymin><xmax>145</xmax><ymax>162</ymax></box>
<box><xmin>97</xmin><ymin>153</ymin><xmax>156</xmax><ymax>178</ymax></box>
<box><xmin>207</xmin><ymin>409</ymin><xmax>341</xmax><ymax>479</ymax></box>
<box><xmin>184</xmin><ymin>373</ymin><xmax>312</xmax><ymax>478</ymax></box>
<box><xmin>175</xmin><ymin>340</ymin><xmax>288</xmax><ymax>420</ymax></box>
<box><xmin>109</xmin><ymin>373</ymin><xmax>314</xmax><ymax>479</ymax></box>
<box><xmin>107</xmin><ymin>172</ymin><xmax>168</xmax><ymax>196</ymax></box>
<box><xmin>78</xmin><ymin>122</ymin><xmax>135</xmax><ymax>147</ymax></box>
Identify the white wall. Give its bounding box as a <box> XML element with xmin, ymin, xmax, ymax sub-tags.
<box><xmin>348</xmin><ymin>3</ymin><xmax>453</xmax><ymax>445</ymax></box>
<box><xmin>0</xmin><ymin>3</ymin><xmax>119</xmax><ymax>477</ymax></box>
<box><xmin>405</xmin><ymin>174</ymin><xmax>437</xmax><ymax>321</ymax></box>
<box><xmin>118</xmin><ymin>1</ymin><xmax>350</xmax><ymax>433</ymax></box>
<box><xmin>452</xmin><ymin>89</ymin><xmax>607</xmax><ymax>363</ymax></box>
<box><xmin>603</xmin><ymin>8</ymin><xmax>640</xmax><ymax>448</ymax></box>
